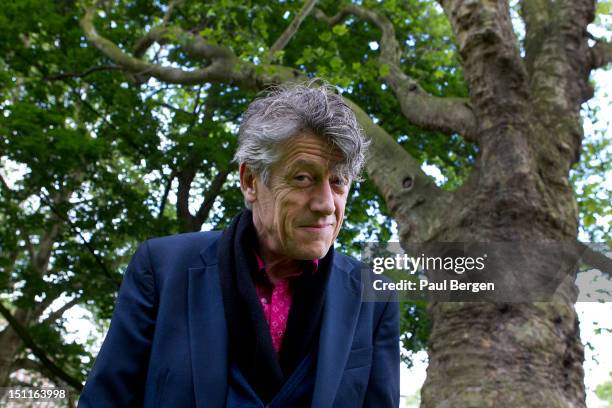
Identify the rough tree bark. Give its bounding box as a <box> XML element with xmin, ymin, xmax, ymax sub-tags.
<box><xmin>79</xmin><ymin>0</ymin><xmax>612</xmax><ymax>406</ymax></box>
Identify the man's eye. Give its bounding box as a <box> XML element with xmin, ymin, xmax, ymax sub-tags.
<box><xmin>294</xmin><ymin>174</ymin><xmax>311</xmax><ymax>182</ymax></box>
<box><xmin>331</xmin><ymin>177</ymin><xmax>348</xmax><ymax>186</ymax></box>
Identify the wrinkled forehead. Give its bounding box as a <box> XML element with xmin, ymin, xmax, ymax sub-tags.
<box><xmin>276</xmin><ymin>133</ymin><xmax>350</xmax><ymax>175</ymax></box>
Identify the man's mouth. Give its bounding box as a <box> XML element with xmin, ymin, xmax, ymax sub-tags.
<box><xmin>299</xmin><ymin>223</ymin><xmax>334</xmax><ymax>231</ymax></box>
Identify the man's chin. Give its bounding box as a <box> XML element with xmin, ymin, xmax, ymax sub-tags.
<box><xmin>292</xmin><ymin>243</ymin><xmax>331</xmax><ymax>260</ymax></box>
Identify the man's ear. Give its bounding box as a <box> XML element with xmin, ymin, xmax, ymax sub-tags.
<box><xmin>239</xmin><ymin>162</ymin><xmax>257</xmax><ymax>204</ymax></box>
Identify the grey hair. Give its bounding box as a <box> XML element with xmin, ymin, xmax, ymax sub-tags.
<box><xmin>234</xmin><ymin>82</ymin><xmax>370</xmax><ymax>186</ymax></box>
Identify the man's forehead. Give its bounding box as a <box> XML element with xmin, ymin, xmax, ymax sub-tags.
<box><xmin>280</xmin><ymin>133</ymin><xmax>345</xmax><ymax>166</ymax></box>
<box><xmin>285</xmin><ymin>157</ymin><xmax>344</xmax><ymax>172</ymax></box>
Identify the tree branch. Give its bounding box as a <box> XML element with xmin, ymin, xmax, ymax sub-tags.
<box><xmin>38</xmin><ymin>191</ymin><xmax>121</xmax><ymax>288</ymax></box>
<box><xmin>344</xmin><ymin>98</ymin><xmax>448</xmax><ymax>241</ymax></box>
<box><xmin>32</xmin><ymin>289</ymin><xmax>64</xmax><ymax>321</ymax></box>
<box><xmin>194</xmin><ymin>165</ymin><xmax>236</xmax><ymax>229</ymax></box>
<box><xmin>0</xmin><ymin>302</ymin><xmax>83</xmax><ymax>391</ymax></box>
<box><xmin>438</xmin><ymin>0</ymin><xmax>528</xmax><ymax>128</ymax></box>
<box><xmin>16</xmin><ymin>187</ymin><xmax>70</xmax><ymax>277</ymax></box>
<box><xmin>161</xmin><ymin>0</ymin><xmax>185</xmax><ymax>25</ymax></box>
<box><xmin>517</xmin><ymin>0</ymin><xmax>596</xmax><ymax>175</ymax></box>
<box><xmin>23</xmin><ymin>232</ymin><xmax>36</xmax><ymax>266</ymax></box>
<box><xmin>0</xmin><ymin>173</ymin><xmax>12</xmax><ymax>195</ymax></box>
<box><xmin>44</xmin><ymin>65</ymin><xmax>121</xmax><ymax>81</ymax></box>
<box><xmin>30</xmin><ymin>187</ymin><xmax>73</xmax><ymax>276</ymax></box>
<box><xmin>577</xmin><ymin>242</ymin><xmax>612</xmax><ymax>279</ymax></box>
<box><xmin>590</xmin><ymin>40</ymin><xmax>612</xmax><ymax>70</ymax></box>
<box><xmin>316</xmin><ymin>5</ymin><xmax>399</xmax><ymax>66</ymax></box>
<box><xmin>33</xmin><ymin>223</ymin><xmax>61</xmax><ymax>275</ymax></box>
<box><xmin>157</xmin><ymin>102</ymin><xmax>197</xmax><ymax>116</ymax></box>
<box><xmin>11</xmin><ymin>357</ymin><xmax>45</xmax><ymax>374</ymax></box>
<box><xmin>158</xmin><ymin>170</ymin><xmax>175</xmax><ymax>220</ymax></box>
<box><xmin>176</xmin><ymin>169</ymin><xmax>196</xmax><ymax>232</ymax></box>
<box><xmin>267</xmin><ymin>0</ymin><xmax>318</xmax><ymax>61</ymax></box>
<box><xmin>521</xmin><ymin>0</ymin><xmax>595</xmax><ymax>107</ymax></box>
<box><xmin>132</xmin><ymin>0</ymin><xmax>186</xmax><ymax>58</ymax></box>
<box><xmin>80</xmin><ymin>5</ymin><xmax>302</xmax><ymax>88</ymax></box>
<box><xmin>315</xmin><ymin>5</ymin><xmax>478</xmax><ymax>142</ymax></box>
<box><xmin>81</xmin><ymin>6</ymin><xmax>235</xmax><ymax>84</ymax></box>
<box><xmin>140</xmin><ymin>26</ymin><xmax>236</xmax><ymax>61</ymax></box>
<box><xmin>40</xmin><ymin>296</ymin><xmax>82</xmax><ymax>325</ymax></box>
<box><xmin>132</xmin><ymin>28</ymin><xmax>159</xmax><ymax>60</ymax></box>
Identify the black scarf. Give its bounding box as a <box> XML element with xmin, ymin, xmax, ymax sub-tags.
<box><xmin>217</xmin><ymin>209</ymin><xmax>333</xmax><ymax>403</ymax></box>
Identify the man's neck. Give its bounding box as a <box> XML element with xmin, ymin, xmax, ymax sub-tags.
<box><xmin>257</xmin><ymin>246</ymin><xmax>303</xmax><ymax>283</ymax></box>
<box><xmin>250</xmin><ymin>212</ymin><xmax>305</xmax><ymax>281</ymax></box>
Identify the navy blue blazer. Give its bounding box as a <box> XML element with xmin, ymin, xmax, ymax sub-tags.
<box><xmin>79</xmin><ymin>231</ymin><xmax>399</xmax><ymax>407</ymax></box>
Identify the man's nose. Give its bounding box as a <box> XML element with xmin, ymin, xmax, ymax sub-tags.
<box><xmin>310</xmin><ymin>180</ymin><xmax>335</xmax><ymax>215</ymax></box>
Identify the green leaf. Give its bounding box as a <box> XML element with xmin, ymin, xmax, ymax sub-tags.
<box><xmin>319</xmin><ymin>32</ymin><xmax>332</xmax><ymax>42</ymax></box>
<box><xmin>379</xmin><ymin>64</ymin><xmax>390</xmax><ymax>77</ymax></box>
<box><xmin>330</xmin><ymin>56</ymin><xmax>343</xmax><ymax>70</ymax></box>
<box><xmin>200</xmin><ymin>28</ymin><xmax>214</xmax><ymax>37</ymax></box>
<box><xmin>332</xmin><ymin>24</ymin><xmax>348</xmax><ymax>36</ymax></box>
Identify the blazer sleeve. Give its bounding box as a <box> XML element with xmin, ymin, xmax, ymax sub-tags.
<box><xmin>363</xmin><ymin>296</ymin><xmax>400</xmax><ymax>407</ymax></box>
<box><xmin>78</xmin><ymin>241</ymin><xmax>157</xmax><ymax>407</ymax></box>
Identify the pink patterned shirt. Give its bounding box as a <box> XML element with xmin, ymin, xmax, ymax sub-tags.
<box><xmin>254</xmin><ymin>254</ymin><xmax>318</xmax><ymax>353</ymax></box>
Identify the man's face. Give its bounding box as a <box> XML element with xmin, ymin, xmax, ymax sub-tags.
<box><xmin>242</xmin><ymin>132</ymin><xmax>350</xmax><ymax>261</ymax></box>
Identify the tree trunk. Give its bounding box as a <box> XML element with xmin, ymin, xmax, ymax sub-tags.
<box><xmin>418</xmin><ymin>191</ymin><xmax>585</xmax><ymax>407</ymax></box>
<box><xmin>0</xmin><ymin>328</ymin><xmax>23</xmax><ymax>389</ymax></box>
<box><xmin>416</xmin><ymin>1</ymin><xmax>593</xmax><ymax>406</ymax></box>
<box><xmin>0</xmin><ymin>309</ymin><xmax>32</xmax><ymax>399</ymax></box>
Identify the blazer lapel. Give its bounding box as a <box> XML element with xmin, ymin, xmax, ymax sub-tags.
<box><xmin>312</xmin><ymin>255</ymin><xmax>363</xmax><ymax>407</ymax></box>
<box><xmin>188</xmin><ymin>236</ymin><xmax>228</xmax><ymax>408</ymax></box>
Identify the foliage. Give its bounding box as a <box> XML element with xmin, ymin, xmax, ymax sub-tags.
<box><xmin>571</xmin><ymin>103</ymin><xmax>612</xmax><ymax>243</ymax></box>
<box><xmin>595</xmin><ymin>373</ymin><xmax>612</xmax><ymax>407</ymax></box>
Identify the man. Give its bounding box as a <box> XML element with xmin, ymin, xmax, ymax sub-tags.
<box><xmin>79</xmin><ymin>83</ymin><xmax>399</xmax><ymax>407</ymax></box>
